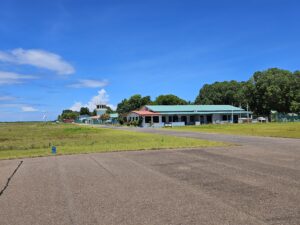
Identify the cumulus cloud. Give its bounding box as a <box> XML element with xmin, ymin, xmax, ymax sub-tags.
<box><xmin>0</xmin><ymin>48</ymin><xmax>74</xmax><ymax>75</ymax></box>
<box><xmin>0</xmin><ymin>71</ymin><xmax>36</xmax><ymax>85</ymax></box>
<box><xmin>70</xmin><ymin>102</ymin><xmax>83</xmax><ymax>111</ymax></box>
<box><xmin>70</xmin><ymin>89</ymin><xmax>116</xmax><ymax>111</ymax></box>
<box><xmin>68</xmin><ymin>79</ymin><xmax>109</xmax><ymax>88</ymax></box>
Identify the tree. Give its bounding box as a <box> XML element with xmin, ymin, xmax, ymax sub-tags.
<box><xmin>92</xmin><ymin>109</ymin><xmax>97</xmax><ymax>116</ymax></box>
<box><xmin>80</xmin><ymin>107</ymin><xmax>90</xmax><ymax>115</ymax></box>
<box><xmin>289</xmin><ymin>70</ymin><xmax>300</xmax><ymax>113</ymax></box>
<box><xmin>117</xmin><ymin>94</ymin><xmax>152</xmax><ymax>114</ymax></box>
<box><xmin>195</xmin><ymin>81</ymin><xmax>247</xmax><ymax>107</ymax></box>
<box><xmin>246</xmin><ymin>68</ymin><xmax>298</xmax><ymax>115</ymax></box>
<box><xmin>154</xmin><ymin>94</ymin><xmax>188</xmax><ymax>105</ymax></box>
<box><xmin>59</xmin><ymin>109</ymin><xmax>79</xmax><ymax>120</ymax></box>
<box><xmin>100</xmin><ymin>113</ymin><xmax>110</xmax><ymax>121</ymax></box>
<box><xmin>104</xmin><ymin>105</ymin><xmax>114</xmax><ymax>114</ymax></box>
<box><xmin>194</xmin><ymin>68</ymin><xmax>300</xmax><ymax>116</ymax></box>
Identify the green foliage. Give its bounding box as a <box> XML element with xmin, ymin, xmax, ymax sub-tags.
<box><xmin>100</xmin><ymin>113</ymin><xmax>110</xmax><ymax>121</ymax></box>
<box><xmin>104</xmin><ymin>106</ymin><xmax>114</xmax><ymax>114</ymax></box>
<box><xmin>154</xmin><ymin>94</ymin><xmax>188</xmax><ymax>105</ymax></box>
<box><xmin>195</xmin><ymin>81</ymin><xmax>247</xmax><ymax>107</ymax></box>
<box><xmin>195</xmin><ymin>68</ymin><xmax>300</xmax><ymax>116</ymax></box>
<box><xmin>59</xmin><ymin>109</ymin><xmax>79</xmax><ymax>120</ymax></box>
<box><xmin>92</xmin><ymin>109</ymin><xmax>97</xmax><ymax>116</ymax></box>
<box><xmin>117</xmin><ymin>94</ymin><xmax>152</xmax><ymax>114</ymax></box>
<box><xmin>246</xmin><ymin>68</ymin><xmax>299</xmax><ymax>115</ymax></box>
<box><xmin>290</xmin><ymin>101</ymin><xmax>300</xmax><ymax>113</ymax></box>
<box><xmin>79</xmin><ymin>107</ymin><xmax>90</xmax><ymax>115</ymax></box>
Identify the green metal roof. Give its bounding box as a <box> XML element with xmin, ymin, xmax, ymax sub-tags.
<box><xmin>159</xmin><ymin>111</ymin><xmax>249</xmax><ymax>115</ymax></box>
<box><xmin>145</xmin><ymin>105</ymin><xmax>244</xmax><ymax>112</ymax></box>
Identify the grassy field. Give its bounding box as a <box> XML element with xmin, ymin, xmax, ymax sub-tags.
<box><xmin>166</xmin><ymin>122</ymin><xmax>300</xmax><ymax>138</ymax></box>
<box><xmin>0</xmin><ymin>122</ymin><xmax>227</xmax><ymax>160</ymax></box>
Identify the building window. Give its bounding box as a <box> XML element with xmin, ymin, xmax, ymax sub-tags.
<box><xmin>153</xmin><ymin>116</ymin><xmax>159</xmax><ymax>123</ymax></box>
<box><xmin>190</xmin><ymin>116</ymin><xmax>195</xmax><ymax>122</ymax></box>
<box><xmin>169</xmin><ymin>116</ymin><xmax>173</xmax><ymax>122</ymax></box>
<box><xmin>173</xmin><ymin>115</ymin><xmax>178</xmax><ymax>122</ymax></box>
<box><xmin>145</xmin><ymin>116</ymin><xmax>151</xmax><ymax>123</ymax></box>
<box><xmin>222</xmin><ymin>115</ymin><xmax>228</xmax><ymax>121</ymax></box>
<box><xmin>162</xmin><ymin>116</ymin><xmax>166</xmax><ymax>123</ymax></box>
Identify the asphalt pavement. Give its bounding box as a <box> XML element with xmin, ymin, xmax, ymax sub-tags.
<box><xmin>0</xmin><ymin>129</ymin><xmax>299</xmax><ymax>225</ymax></box>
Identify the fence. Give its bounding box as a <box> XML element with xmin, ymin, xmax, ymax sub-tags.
<box><xmin>271</xmin><ymin>111</ymin><xmax>300</xmax><ymax>122</ymax></box>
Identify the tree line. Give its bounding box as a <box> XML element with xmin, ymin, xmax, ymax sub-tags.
<box><xmin>59</xmin><ymin>68</ymin><xmax>300</xmax><ymax>119</ymax></box>
<box><xmin>195</xmin><ymin>68</ymin><xmax>300</xmax><ymax>115</ymax></box>
<box><xmin>116</xmin><ymin>68</ymin><xmax>300</xmax><ymax>116</ymax></box>
<box><xmin>58</xmin><ymin>106</ymin><xmax>114</xmax><ymax>120</ymax></box>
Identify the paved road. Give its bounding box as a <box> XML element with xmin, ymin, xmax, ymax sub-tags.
<box><xmin>0</xmin><ymin>130</ymin><xmax>300</xmax><ymax>225</ymax></box>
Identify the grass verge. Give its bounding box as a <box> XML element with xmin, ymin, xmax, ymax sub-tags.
<box><xmin>0</xmin><ymin>122</ymin><xmax>228</xmax><ymax>160</ymax></box>
<box><xmin>165</xmin><ymin>122</ymin><xmax>300</xmax><ymax>138</ymax></box>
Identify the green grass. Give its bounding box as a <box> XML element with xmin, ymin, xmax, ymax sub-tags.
<box><xmin>166</xmin><ymin>122</ymin><xmax>300</xmax><ymax>138</ymax></box>
<box><xmin>0</xmin><ymin>122</ymin><xmax>227</xmax><ymax>160</ymax></box>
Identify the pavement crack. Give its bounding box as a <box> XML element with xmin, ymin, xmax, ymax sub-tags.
<box><xmin>89</xmin><ymin>156</ymin><xmax>116</xmax><ymax>178</ymax></box>
<box><xmin>0</xmin><ymin>160</ymin><xmax>23</xmax><ymax>197</ymax></box>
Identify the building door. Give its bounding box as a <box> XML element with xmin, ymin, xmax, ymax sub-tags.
<box><xmin>206</xmin><ymin>115</ymin><xmax>212</xmax><ymax>124</ymax></box>
<box><xmin>233</xmin><ymin>115</ymin><xmax>239</xmax><ymax>123</ymax></box>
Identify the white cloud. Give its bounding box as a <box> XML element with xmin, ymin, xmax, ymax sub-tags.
<box><xmin>0</xmin><ymin>71</ymin><xmax>36</xmax><ymax>85</ymax></box>
<box><xmin>0</xmin><ymin>48</ymin><xmax>75</xmax><ymax>75</ymax></box>
<box><xmin>0</xmin><ymin>95</ymin><xmax>16</xmax><ymax>101</ymax></box>
<box><xmin>21</xmin><ymin>106</ymin><xmax>38</xmax><ymax>112</ymax></box>
<box><xmin>70</xmin><ymin>89</ymin><xmax>116</xmax><ymax>111</ymax></box>
<box><xmin>70</xmin><ymin>102</ymin><xmax>83</xmax><ymax>111</ymax></box>
<box><xmin>0</xmin><ymin>103</ymin><xmax>21</xmax><ymax>108</ymax></box>
<box><xmin>0</xmin><ymin>103</ymin><xmax>38</xmax><ymax>112</ymax></box>
<box><xmin>68</xmin><ymin>79</ymin><xmax>109</xmax><ymax>88</ymax></box>
<box><xmin>107</xmin><ymin>104</ymin><xmax>117</xmax><ymax>111</ymax></box>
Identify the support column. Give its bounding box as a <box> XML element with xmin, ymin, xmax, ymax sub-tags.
<box><xmin>159</xmin><ymin>115</ymin><xmax>162</xmax><ymax>124</ymax></box>
<box><xmin>178</xmin><ymin>115</ymin><xmax>181</xmax><ymax>122</ymax></box>
<box><xmin>187</xmin><ymin>115</ymin><xmax>190</xmax><ymax>124</ymax></box>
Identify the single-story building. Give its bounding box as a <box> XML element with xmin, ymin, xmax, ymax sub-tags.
<box><xmin>127</xmin><ymin>105</ymin><xmax>252</xmax><ymax>127</ymax></box>
<box><xmin>106</xmin><ymin>113</ymin><xmax>119</xmax><ymax>124</ymax></box>
<box><xmin>75</xmin><ymin>105</ymin><xmax>118</xmax><ymax>125</ymax></box>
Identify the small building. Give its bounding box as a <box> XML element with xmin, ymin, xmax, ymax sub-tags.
<box><xmin>127</xmin><ymin>105</ymin><xmax>252</xmax><ymax>127</ymax></box>
<box><xmin>76</xmin><ymin>114</ymin><xmax>90</xmax><ymax>123</ymax></box>
<box><xmin>75</xmin><ymin>105</ymin><xmax>108</xmax><ymax>124</ymax></box>
<box><xmin>95</xmin><ymin>104</ymin><xmax>107</xmax><ymax>116</ymax></box>
<box><xmin>108</xmin><ymin>113</ymin><xmax>119</xmax><ymax>124</ymax></box>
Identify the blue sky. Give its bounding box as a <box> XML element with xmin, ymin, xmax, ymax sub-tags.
<box><xmin>0</xmin><ymin>0</ymin><xmax>299</xmax><ymax>121</ymax></box>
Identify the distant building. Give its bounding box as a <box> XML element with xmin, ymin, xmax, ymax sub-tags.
<box><xmin>95</xmin><ymin>104</ymin><xmax>107</xmax><ymax>116</ymax></box>
<box><xmin>75</xmin><ymin>105</ymin><xmax>117</xmax><ymax>125</ymax></box>
<box><xmin>127</xmin><ymin>105</ymin><xmax>252</xmax><ymax>127</ymax></box>
<box><xmin>108</xmin><ymin>113</ymin><xmax>119</xmax><ymax>124</ymax></box>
